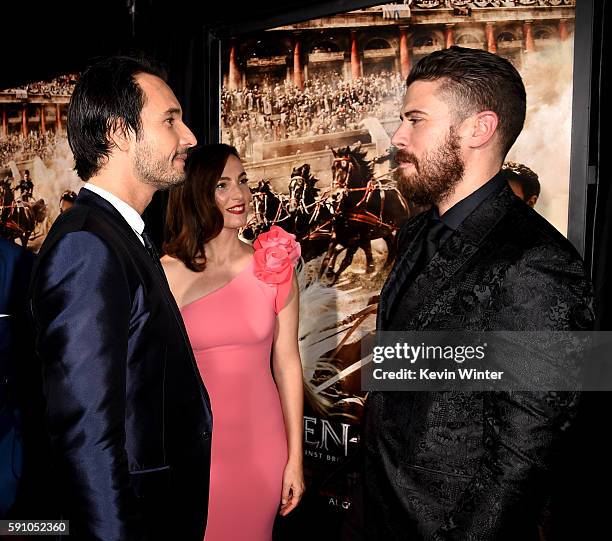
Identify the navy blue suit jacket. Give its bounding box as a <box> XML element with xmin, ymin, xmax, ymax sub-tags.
<box><xmin>0</xmin><ymin>238</ymin><xmax>34</xmax><ymax>366</ymax></box>
<box><xmin>0</xmin><ymin>238</ymin><xmax>34</xmax><ymax>517</ymax></box>
<box><xmin>28</xmin><ymin>189</ymin><xmax>212</xmax><ymax>540</ymax></box>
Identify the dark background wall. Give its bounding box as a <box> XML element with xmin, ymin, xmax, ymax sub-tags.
<box><xmin>591</xmin><ymin>0</ymin><xmax>612</xmax><ymax>329</ymax></box>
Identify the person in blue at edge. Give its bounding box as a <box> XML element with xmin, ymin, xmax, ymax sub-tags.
<box><xmin>0</xmin><ymin>237</ymin><xmax>34</xmax><ymax>517</ymax></box>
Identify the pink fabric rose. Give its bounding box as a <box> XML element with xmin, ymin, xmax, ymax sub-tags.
<box><xmin>253</xmin><ymin>225</ymin><xmax>301</xmax><ymax>266</ymax></box>
<box><xmin>253</xmin><ymin>245</ymin><xmax>293</xmax><ymax>284</ymax></box>
<box><xmin>253</xmin><ymin>226</ymin><xmax>301</xmax><ymax>313</ymax></box>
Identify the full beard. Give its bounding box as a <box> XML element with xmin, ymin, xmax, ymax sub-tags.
<box><xmin>133</xmin><ymin>139</ymin><xmax>187</xmax><ymax>190</ymax></box>
<box><xmin>393</xmin><ymin>127</ymin><xmax>464</xmax><ymax>207</ymax></box>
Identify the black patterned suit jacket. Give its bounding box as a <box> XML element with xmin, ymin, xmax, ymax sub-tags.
<box><xmin>363</xmin><ymin>183</ymin><xmax>594</xmax><ymax>540</ymax></box>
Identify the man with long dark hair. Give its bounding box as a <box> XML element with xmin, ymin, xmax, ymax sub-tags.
<box><xmin>26</xmin><ymin>56</ymin><xmax>212</xmax><ymax>540</ymax></box>
<box><xmin>364</xmin><ymin>46</ymin><xmax>594</xmax><ymax>540</ymax></box>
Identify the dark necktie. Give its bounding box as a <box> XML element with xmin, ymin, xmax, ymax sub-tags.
<box><xmin>385</xmin><ymin>215</ymin><xmax>449</xmax><ymax>320</ymax></box>
<box><xmin>142</xmin><ymin>229</ymin><xmax>165</xmax><ymax>276</ymax></box>
<box><xmin>421</xmin><ymin>217</ymin><xmax>449</xmax><ymax>269</ymax></box>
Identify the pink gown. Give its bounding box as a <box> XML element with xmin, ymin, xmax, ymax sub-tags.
<box><xmin>181</xmin><ymin>227</ymin><xmax>299</xmax><ymax>541</ymax></box>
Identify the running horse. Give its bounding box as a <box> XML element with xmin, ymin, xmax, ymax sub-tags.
<box><xmin>288</xmin><ymin>164</ymin><xmax>319</xmax><ymax>227</ymax></box>
<box><xmin>287</xmin><ymin>164</ymin><xmax>335</xmax><ymax>260</ymax></box>
<box><xmin>241</xmin><ymin>180</ymin><xmax>294</xmax><ymax>240</ymax></box>
<box><xmin>320</xmin><ymin>144</ymin><xmax>409</xmax><ymax>282</ymax></box>
<box><xmin>0</xmin><ymin>179</ymin><xmax>47</xmax><ymax>248</ymax></box>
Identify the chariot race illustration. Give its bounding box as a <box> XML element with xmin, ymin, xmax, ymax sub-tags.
<box><xmin>0</xmin><ymin>74</ymin><xmax>82</xmax><ymax>251</ymax></box>
<box><xmin>243</xmin><ymin>143</ymin><xmax>410</xmax><ymax>283</ymax></box>
<box><xmin>0</xmin><ymin>171</ymin><xmax>47</xmax><ymax>248</ymax></box>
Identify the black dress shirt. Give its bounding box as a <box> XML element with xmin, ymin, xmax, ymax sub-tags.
<box><xmin>434</xmin><ymin>170</ymin><xmax>508</xmax><ymax>243</ymax></box>
<box><xmin>385</xmin><ymin>171</ymin><xmax>508</xmax><ymax>320</ymax></box>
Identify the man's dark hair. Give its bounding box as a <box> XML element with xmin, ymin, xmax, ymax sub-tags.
<box><xmin>406</xmin><ymin>46</ymin><xmax>526</xmax><ymax>158</ymax></box>
<box><xmin>67</xmin><ymin>56</ymin><xmax>166</xmax><ymax>181</ymax></box>
<box><xmin>502</xmin><ymin>162</ymin><xmax>540</xmax><ymax>199</ymax></box>
<box><xmin>60</xmin><ymin>189</ymin><xmax>77</xmax><ymax>203</ymax></box>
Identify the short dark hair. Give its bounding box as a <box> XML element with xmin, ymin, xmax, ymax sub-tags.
<box><xmin>164</xmin><ymin>144</ymin><xmax>239</xmax><ymax>272</ymax></box>
<box><xmin>67</xmin><ymin>56</ymin><xmax>166</xmax><ymax>181</ymax></box>
<box><xmin>406</xmin><ymin>46</ymin><xmax>526</xmax><ymax>158</ymax></box>
<box><xmin>60</xmin><ymin>189</ymin><xmax>77</xmax><ymax>203</ymax></box>
<box><xmin>502</xmin><ymin>162</ymin><xmax>540</xmax><ymax>200</ymax></box>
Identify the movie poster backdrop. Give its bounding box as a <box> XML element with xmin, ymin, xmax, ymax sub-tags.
<box><xmin>0</xmin><ymin>74</ymin><xmax>81</xmax><ymax>252</ymax></box>
<box><xmin>220</xmin><ymin>1</ymin><xmax>576</xmax><ymax>537</ymax></box>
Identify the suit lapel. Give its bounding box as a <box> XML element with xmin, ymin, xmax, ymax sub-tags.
<box><xmin>401</xmin><ymin>185</ymin><xmax>516</xmax><ymax>328</ymax></box>
<box><xmin>379</xmin><ymin>212</ymin><xmax>428</xmax><ymax>327</ymax></box>
<box><xmin>76</xmin><ymin>188</ymin><xmax>212</xmax><ymax>411</ymax></box>
<box><xmin>75</xmin><ymin>188</ymin><xmax>147</xmax><ymax>254</ymax></box>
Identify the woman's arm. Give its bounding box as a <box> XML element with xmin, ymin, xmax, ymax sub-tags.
<box><xmin>272</xmin><ymin>273</ymin><xmax>305</xmax><ymax>516</ymax></box>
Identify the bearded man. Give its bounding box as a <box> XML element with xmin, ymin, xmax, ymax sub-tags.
<box><xmin>363</xmin><ymin>47</ymin><xmax>594</xmax><ymax>540</ymax></box>
<box><xmin>25</xmin><ymin>57</ymin><xmax>212</xmax><ymax>540</ymax></box>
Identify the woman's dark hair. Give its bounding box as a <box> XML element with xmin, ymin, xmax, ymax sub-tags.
<box><xmin>164</xmin><ymin>144</ymin><xmax>240</xmax><ymax>272</ymax></box>
<box><xmin>67</xmin><ymin>56</ymin><xmax>166</xmax><ymax>181</ymax></box>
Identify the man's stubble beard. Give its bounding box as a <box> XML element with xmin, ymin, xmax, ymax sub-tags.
<box><xmin>132</xmin><ymin>138</ymin><xmax>187</xmax><ymax>191</ymax></box>
<box><xmin>393</xmin><ymin>126</ymin><xmax>465</xmax><ymax>207</ymax></box>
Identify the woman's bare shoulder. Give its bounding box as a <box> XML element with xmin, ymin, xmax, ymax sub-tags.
<box><xmin>160</xmin><ymin>254</ymin><xmax>193</xmax><ymax>281</ymax></box>
<box><xmin>160</xmin><ymin>254</ymin><xmax>180</xmax><ymax>268</ymax></box>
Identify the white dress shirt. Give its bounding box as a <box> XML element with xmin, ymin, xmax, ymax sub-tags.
<box><xmin>82</xmin><ymin>183</ymin><xmax>145</xmax><ymax>246</ymax></box>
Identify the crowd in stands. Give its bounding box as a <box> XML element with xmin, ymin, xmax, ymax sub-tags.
<box><xmin>0</xmin><ymin>131</ymin><xmax>60</xmax><ymax>167</ymax></box>
<box><xmin>1</xmin><ymin>74</ymin><xmax>77</xmax><ymax>97</ymax></box>
<box><xmin>1</xmin><ymin>71</ymin><xmax>402</xmax><ymax>164</ymax></box>
<box><xmin>221</xmin><ymin>71</ymin><xmax>404</xmax><ymax>158</ymax></box>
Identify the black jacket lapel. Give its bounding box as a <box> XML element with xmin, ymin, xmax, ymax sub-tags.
<box><xmin>401</xmin><ymin>184</ymin><xmax>516</xmax><ymax>328</ymax></box>
<box><xmin>75</xmin><ymin>188</ymin><xmax>212</xmax><ymax>411</ymax></box>
<box><xmin>379</xmin><ymin>211</ymin><xmax>429</xmax><ymax>325</ymax></box>
<box><xmin>75</xmin><ymin>188</ymin><xmax>146</xmax><ymax>254</ymax></box>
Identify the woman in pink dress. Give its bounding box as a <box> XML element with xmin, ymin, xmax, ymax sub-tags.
<box><xmin>161</xmin><ymin>144</ymin><xmax>305</xmax><ymax>541</ymax></box>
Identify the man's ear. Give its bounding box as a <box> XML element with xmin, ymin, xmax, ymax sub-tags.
<box><xmin>465</xmin><ymin>110</ymin><xmax>499</xmax><ymax>149</ymax></box>
<box><xmin>108</xmin><ymin>118</ymin><xmax>133</xmax><ymax>153</ymax></box>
